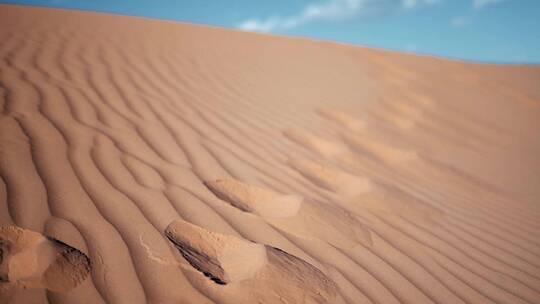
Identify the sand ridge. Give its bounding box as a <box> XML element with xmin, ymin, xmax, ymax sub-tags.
<box><xmin>0</xmin><ymin>4</ymin><xmax>540</xmax><ymax>304</ymax></box>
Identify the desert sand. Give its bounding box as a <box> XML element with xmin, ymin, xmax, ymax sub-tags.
<box><xmin>1</xmin><ymin>4</ymin><xmax>540</xmax><ymax>304</ymax></box>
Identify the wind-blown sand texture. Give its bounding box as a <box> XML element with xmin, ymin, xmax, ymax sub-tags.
<box><xmin>1</xmin><ymin>4</ymin><xmax>540</xmax><ymax>304</ymax></box>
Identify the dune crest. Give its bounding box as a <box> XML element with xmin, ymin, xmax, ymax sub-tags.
<box><xmin>0</xmin><ymin>226</ymin><xmax>90</xmax><ymax>297</ymax></box>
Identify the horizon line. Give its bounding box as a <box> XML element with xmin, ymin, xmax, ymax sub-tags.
<box><xmin>1</xmin><ymin>2</ymin><xmax>539</xmax><ymax>66</ymax></box>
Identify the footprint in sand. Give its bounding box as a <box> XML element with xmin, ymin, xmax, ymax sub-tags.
<box><xmin>283</xmin><ymin>127</ymin><xmax>443</xmax><ymax>226</ymax></box>
<box><xmin>288</xmin><ymin>157</ymin><xmax>374</xmax><ymax>197</ymax></box>
<box><xmin>341</xmin><ymin>132</ymin><xmax>418</xmax><ymax>165</ymax></box>
<box><xmin>317</xmin><ymin>106</ymin><xmax>419</xmax><ymax>132</ymax></box>
<box><xmin>0</xmin><ymin>226</ymin><xmax>91</xmax><ymax>298</ymax></box>
<box><xmin>316</xmin><ymin>109</ymin><xmax>367</xmax><ymax>132</ymax></box>
<box><xmin>315</xmin><ymin>108</ymin><xmax>421</xmax><ymax>163</ymax></box>
<box><xmin>165</xmin><ymin>219</ymin><xmax>344</xmax><ymax>304</ymax></box>
<box><xmin>375</xmin><ymin>99</ymin><xmax>424</xmax><ymax>128</ymax></box>
<box><xmin>283</xmin><ymin>128</ymin><xmax>351</xmax><ymax>159</ymax></box>
<box><xmin>352</xmin><ymin>185</ymin><xmax>446</xmax><ymax>227</ymax></box>
<box><xmin>204</xmin><ymin>178</ymin><xmax>372</xmax><ymax>250</ymax></box>
<box><xmin>284</xmin><ymin>125</ymin><xmax>417</xmax><ymax>167</ymax></box>
<box><xmin>288</xmin><ymin>157</ymin><xmax>445</xmax><ymax>227</ymax></box>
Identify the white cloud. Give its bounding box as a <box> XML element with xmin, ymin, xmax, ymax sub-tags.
<box><xmin>472</xmin><ymin>0</ymin><xmax>507</xmax><ymax>9</ymax></box>
<box><xmin>237</xmin><ymin>0</ymin><xmax>440</xmax><ymax>33</ymax></box>
<box><xmin>238</xmin><ymin>0</ymin><xmax>365</xmax><ymax>32</ymax></box>
<box><xmin>451</xmin><ymin>16</ymin><xmax>468</xmax><ymax>27</ymax></box>
<box><xmin>402</xmin><ymin>0</ymin><xmax>440</xmax><ymax>9</ymax></box>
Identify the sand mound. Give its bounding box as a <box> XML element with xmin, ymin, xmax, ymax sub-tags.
<box><xmin>204</xmin><ymin>179</ymin><xmax>303</xmax><ymax>218</ymax></box>
<box><xmin>165</xmin><ymin>219</ymin><xmax>343</xmax><ymax>303</ymax></box>
<box><xmin>0</xmin><ymin>226</ymin><xmax>90</xmax><ymax>295</ymax></box>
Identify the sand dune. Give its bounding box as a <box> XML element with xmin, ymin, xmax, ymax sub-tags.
<box><xmin>1</xmin><ymin>4</ymin><xmax>540</xmax><ymax>303</ymax></box>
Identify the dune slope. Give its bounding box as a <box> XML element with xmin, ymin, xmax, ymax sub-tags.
<box><xmin>1</xmin><ymin>4</ymin><xmax>540</xmax><ymax>304</ymax></box>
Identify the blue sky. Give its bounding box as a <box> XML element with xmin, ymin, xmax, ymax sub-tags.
<box><xmin>1</xmin><ymin>0</ymin><xmax>539</xmax><ymax>63</ymax></box>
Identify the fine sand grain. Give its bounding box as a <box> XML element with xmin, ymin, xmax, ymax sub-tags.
<box><xmin>1</xmin><ymin>4</ymin><xmax>540</xmax><ymax>303</ymax></box>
